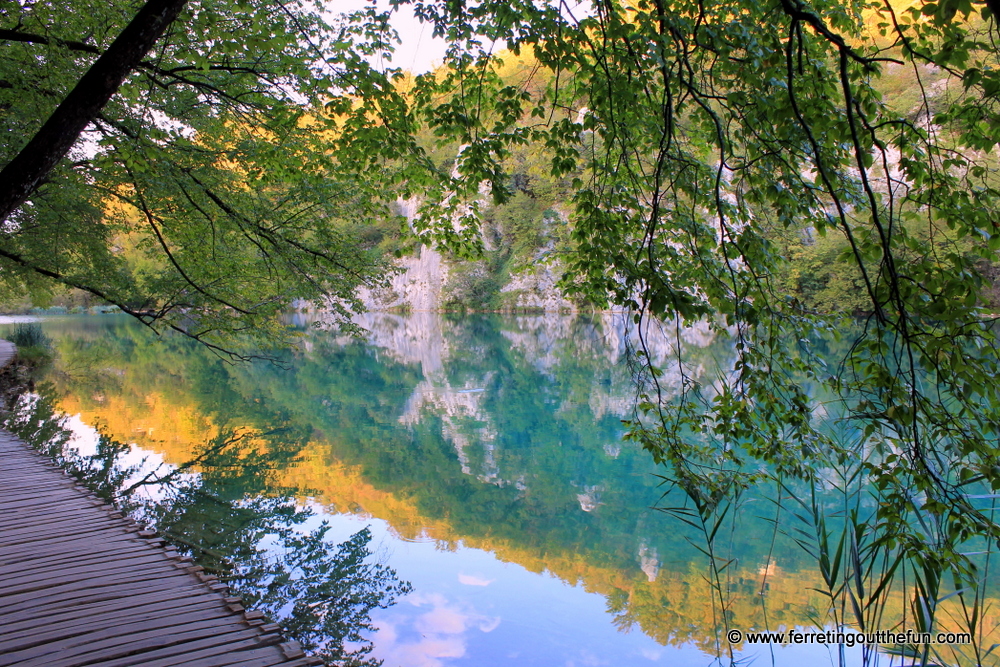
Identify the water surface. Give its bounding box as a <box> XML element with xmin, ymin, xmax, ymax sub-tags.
<box><xmin>32</xmin><ymin>312</ymin><xmax>992</xmax><ymax>667</ymax></box>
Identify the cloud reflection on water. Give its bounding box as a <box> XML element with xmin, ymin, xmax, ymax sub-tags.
<box><xmin>457</xmin><ymin>573</ymin><xmax>494</xmax><ymax>587</ymax></box>
<box><xmin>371</xmin><ymin>591</ymin><xmax>501</xmax><ymax>667</ymax></box>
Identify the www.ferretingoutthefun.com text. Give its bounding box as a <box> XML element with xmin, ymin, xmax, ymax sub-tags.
<box><xmin>727</xmin><ymin>629</ymin><xmax>972</xmax><ymax>647</ymax></box>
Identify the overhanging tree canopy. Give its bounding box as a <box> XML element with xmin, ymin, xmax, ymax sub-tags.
<box><xmin>0</xmin><ymin>0</ymin><xmax>427</xmax><ymax>352</ymax></box>
<box><xmin>7</xmin><ymin>0</ymin><xmax>1000</xmax><ymax>527</ymax></box>
<box><xmin>8</xmin><ymin>0</ymin><xmax>1000</xmax><ymax>655</ymax></box>
<box><xmin>397</xmin><ymin>0</ymin><xmax>1000</xmax><ymax>653</ymax></box>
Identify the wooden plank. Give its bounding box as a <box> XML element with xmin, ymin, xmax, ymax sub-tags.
<box><xmin>0</xmin><ymin>483</ymin><xmax>79</xmax><ymax>494</ymax></box>
<box><xmin>0</xmin><ymin>524</ymin><xmax>134</xmax><ymax>544</ymax></box>
<box><xmin>0</xmin><ymin>526</ymin><xmax>144</xmax><ymax>553</ymax></box>
<box><xmin>0</xmin><ymin>499</ymin><xmax>118</xmax><ymax>519</ymax></box>
<box><xmin>0</xmin><ymin>593</ymin><xmax>230</xmax><ymax>643</ymax></box>
<box><xmin>0</xmin><ymin>481</ymin><xmax>90</xmax><ymax>493</ymax></box>
<box><xmin>0</xmin><ymin>519</ymin><xmax>131</xmax><ymax>545</ymax></box>
<box><xmin>15</xmin><ymin>623</ymin><xmax>263</xmax><ymax>667</ymax></box>
<box><xmin>5</xmin><ymin>575</ymin><xmax>212</xmax><ymax>614</ymax></box>
<box><xmin>85</xmin><ymin>635</ymin><xmax>286</xmax><ymax>667</ymax></box>
<box><xmin>0</xmin><ymin>604</ymin><xmax>240</xmax><ymax>652</ymax></box>
<box><xmin>0</xmin><ymin>486</ymin><xmax>107</xmax><ymax>503</ymax></box>
<box><xmin>0</xmin><ymin>468</ymin><xmax>77</xmax><ymax>481</ymax></box>
<box><xmin>0</xmin><ymin>605</ymin><xmax>251</xmax><ymax>656</ymax></box>
<box><xmin>0</xmin><ymin>500</ymin><xmax>128</xmax><ymax>519</ymax></box>
<box><xmin>0</xmin><ymin>479</ymin><xmax>82</xmax><ymax>492</ymax></box>
<box><xmin>0</xmin><ymin>555</ymin><xmax>174</xmax><ymax>590</ymax></box>
<box><xmin>2</xmin><ymin>528</ymin><xmax>149</xmax><ymax>553</ymax></box>
<box><xmin>0</xmin><ymin>467</ymin><xmax>78</xmax><ymax>481</ymax></box>
<box><xmin>0</xmin><ymin>464</ymin><xmax>70</xmax><ymax>478</ymax></box>
<box><xmin>0</xmin><ymin>574</ymin><xmax>206</xmax><ymax>613</ymax></box>
<box><xmin>0</xmin><ymin>499</ymin><xmax>86</xmax><ymax>514</ymax></box>
<box><xmin>0</xmin><ymin>541</ymin><xmax>158</xmax><ymax>568</ymax></box>
<box><xmin>0</xmin><ymin>541</ymin><xmax>162</xmax><ymax>570</ymax></box>
<box><xmin>1</xmin><ymin>557</ymin><xmax>180</xmax><ymax>595</ymax></box>
<box><xmin>0</xmin><ymin>530</ymin><xmax>152</xmax><ymax>556</ymax></box>
<box><xmin>281</xmin><ymin>658</ymin><xmax>325</xmax><ymax>667</ymax></box>
<box><xmin>0</xmin><ymin>584</ymin><xmax>229</xmax><ymax>636</ymax></box>
<box><xmin>1</xmin><ymin>545</ymin><xmax>169</xmax><ymax>572</ymax></box>
<box><xmin>0</xmin><ymin>570</ymin><xmax>203</xmax><ymax>610</ymax></box>
<box><xmin>177</xmin><ymin>650</ymin><xmax>308</xmax><ymax>667</ymax></box>
<box><xmin>0</xmin><ymin>425</ymin><xmax>302</xmax><ymax>667</ymax></box>
<box><xmin>0</xmin><ymin>490</ymin><xmax>83</xmax><ymax>506</ymax></box>
<box><xmin>0</xmin><ymin>502</ymin><xmax>126</xmax><ymax>524</ymax></box>
<box><xmin>0</xmin><ymin>555</ymin><xmax>177</xmax><ymax>582</ymax></box>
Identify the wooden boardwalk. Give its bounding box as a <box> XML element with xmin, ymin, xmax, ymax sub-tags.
<box><xmin>0</xmin><ymin>343</ymin><xmax>322</xmax><ymax>666</ymax></box>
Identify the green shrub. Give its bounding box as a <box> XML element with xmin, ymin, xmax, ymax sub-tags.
<box><xmin>13</xmin><ymin>344</ymin><xmax>53</xmax><ymax>368</ymax></box>
<box><xmin>4</xmin><ymin>323</ymin><xmax>54</xmax><ymax>371</ymax></box>
<box><xmin>6</xmin><ymin>323</ymin><xmax>52</xmax><ymax>351</ymax></box>
<box><xmin>443</xmin><ymin>263</ymin><xmax>505</xmax><ymax>310</ymax></box>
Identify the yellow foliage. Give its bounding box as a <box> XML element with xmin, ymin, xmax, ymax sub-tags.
<box><xmin>54</xmin><ymin>390</ymin><xmax>1000</xmax><ymax>657</ymax></box>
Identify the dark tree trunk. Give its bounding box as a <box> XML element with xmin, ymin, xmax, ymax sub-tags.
<box><xmin>0</xmin><ymin>0</ymin><xmax>188</xmax><ymax>225</ymax></box>
<box><xmin>989</xmin><ymin>0</ymin><xmax>1000</xmax><ymax>24</ymax></box>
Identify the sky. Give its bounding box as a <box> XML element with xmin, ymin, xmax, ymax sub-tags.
<box><xmin>333</xmin><ymin>0</ymin><xmax>450</xmax><ymax>74</ymax></box>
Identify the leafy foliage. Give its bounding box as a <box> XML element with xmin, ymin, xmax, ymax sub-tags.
<box><xmin>0</xmin><ymin>0</ymin><xmax>430</xmax><ymax>352</ymax></box>
<box><xmin>393</xmin><ymin>0</ymin><xmax>1000</xmax><ymax>657</ymax></box>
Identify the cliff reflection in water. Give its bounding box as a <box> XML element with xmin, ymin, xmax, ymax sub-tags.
<box><xmin>40</xmin><ymin>312</ymin><xmax>1000</xmax><ymax>664</ymax></box>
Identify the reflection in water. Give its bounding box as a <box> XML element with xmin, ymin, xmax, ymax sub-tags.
<box><xmin>2</xmin><ymin>397</ymin><xmax>412</xmax><ymax>666</ymax></box>
<box><xmin>375</xmin><ymin>591</ymin><xmax>503</xmax><ymax>667</ymax></box>
<box><xmin>30</xmin><ymin>313</ymin><xmax>1000</xmax><ymax>665</ymax></box>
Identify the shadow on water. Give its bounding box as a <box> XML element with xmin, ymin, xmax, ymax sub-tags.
<box><xmin>1</xmin><ymin>389</ymin><xmax>412</xmax><ymax>667</ymax></box>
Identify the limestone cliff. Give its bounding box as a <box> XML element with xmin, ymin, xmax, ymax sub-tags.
<box><xmin>350</xmin><ymin>195</ymin><xmax>578</xmax><ymax>313</ymax></box>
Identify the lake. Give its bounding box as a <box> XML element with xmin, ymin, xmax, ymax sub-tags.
<box><xmin>24</xmin><ymin>312</ymin><xmax>997</xmax><ymax>667</ymax></box>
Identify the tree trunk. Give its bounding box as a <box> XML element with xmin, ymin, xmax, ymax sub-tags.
<box><xmin>0</xmin><ymin>0</ymin><xmax>188</xmax><ymax>225</ymax></box>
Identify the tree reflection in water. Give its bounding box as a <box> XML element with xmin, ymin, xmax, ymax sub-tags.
<box><xmin>3</xmin><ymin>391</ymin><xmax>412</xmax><ymax>667</ymax></box>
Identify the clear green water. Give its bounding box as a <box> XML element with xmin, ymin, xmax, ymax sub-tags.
<box><xmin>23</xmin><ymin>312</ymin><xmax>965</xmax><ymax>666</ymax></box>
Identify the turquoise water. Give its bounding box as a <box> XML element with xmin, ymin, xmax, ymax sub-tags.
<box><xmin>24</xmin><ymin>313</ymin><xmax>934</xmax><ymax>666</ymax></box>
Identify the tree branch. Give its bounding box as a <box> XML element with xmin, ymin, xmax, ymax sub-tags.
<box><xmin>0</xmin><ymin>0</ymin><xmax>188</xmax><ymax>225</ymax></box>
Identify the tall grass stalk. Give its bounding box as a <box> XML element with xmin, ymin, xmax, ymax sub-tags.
<box><xmin>5</xmin><ymin>322</ymin><xmax>52</xmax><ymax>350</ymax></box>
<box><xmin>657</xmin><ymin>420</ymin><xmax>998</xmax><ymax>667</ymax></box>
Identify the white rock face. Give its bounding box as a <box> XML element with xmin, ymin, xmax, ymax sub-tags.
<box><xmin>352</xmin><ymin>311</ymin><xmax>449</xmax><ymax>373</ymax></box>
<box><xmin>296</xmin><ymin>310</ymin><xmax>737</xmax><ymax>523</ymax></box>
<box><xmin>399</xmin><ymin>372</ymin><xmax>503</xmax><ymax>484</ymax></box>
<box><xmin>353</xmin><ymin>191</ymin><xmax>582</xmax><ymax>313</ymax></box>
<box><xmin>342</xmin><ymin>312</ymin><xmax>653</xmax><ymax>489</ymax></box>
<box><xmin>500</xmin><ymin>263</ymin><xmax>577</xmax><ymax>311</ymax></box>
<box><xmin>576</xmin><ymin>485</ymin><xmax>604</xmax><ymax>512</ymax></box>
<box><xmin>357</xmin><ymin>245</ymin><xmax>450</xmax><ymax>312</ymax></box>
<box><xmin>355</xmin><ymin>245</ymin><xmax>576</xmax><ymax>313</ymax></box>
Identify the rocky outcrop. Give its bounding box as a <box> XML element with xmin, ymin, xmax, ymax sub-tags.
<box><xmin>355</xmin><ymin>244</ymin><xmax>575</xmax><ymax>313</ymax></box>
<box><xmin>353</xmin><ymin>195</ymin><xmax>577</xmax><ymax>313</ymax></box>
<box><xmin>499</xmin><ymin>262</ymin><xmax>577</xmax><ymax>311</ymax></box>
<box><xmin>356</xmin><ymin>245</ymin><xmax>450</xmax><ymax>312</ymax></box>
